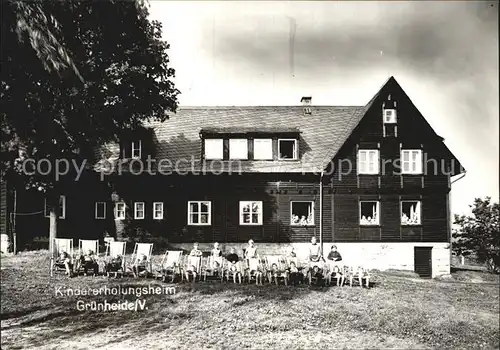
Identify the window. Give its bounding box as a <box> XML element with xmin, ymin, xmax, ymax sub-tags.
<box><xmin>122</xmin><ymin>140</ymin><xmax>142</xmax><ymax>159</ymax></box>
<box><xmin>239</xmin><ymin>201</ymin><xmax>263</xmax><ymax>225</ymax></box>
<box><xmin>134</xmin><ymin>202</ymin><xmax>145</xmax><ymax>219</ymax></box>
<box><xmin>253</xmin><ymin>139</ymin><xmax>273</xmax><ymax>160</ymax></box>
<box><xmin>401</xmin><ymin>150</ymin><xmax>423</xmax><ymax>174</ymax></box>
<box><xmin>95</xmin><ymin>202</ymin><xmax>106</xmax><ymax>219</ymax></box>
<box><xmin>360</xmin><ymin>201</ymin><xmax>380</xmax><ymax>225</ymax></box>
<box><xmin>229</xmin><ymin>139</ymin><xmax>248</xmax><ymax>160</ymax></box>
<box><xmin>204</xmin><ymin>139</ymin><xmax>223</xmax><ymax>160</ymax></box>
<box><xmin>290</xmin><ymin>201</ymin><xmax>314</xmax><ymax>226</ymax></box>
<box><xmin>188</xmin><ymin>201</ymin><xmax>211</xmax><ymax>225</ymax></box>
<box><xmin>114</xmin><ymin>202</ymin><xmax>126</xmax><ymax>220</ymax></box>
<box><xmin>401</xmin><ymin>201</ymin><xmax>421</xmax><ymax>225</ymax></box>
<box><xmin>153</xmin><ymin>202</ymin><xmax>164</xmax><ymax>220</ymax></box>
<box><xmin>278</xmin><ymin>139</ymin><xmax>298</xmax><ymax>160</ymax></box>
<box><xmin>383</xmin><ymin>109</ymin><xmax>397</xmax><ymax>123</ymax></box>
<box><xmin>357</xmin><ymin>150</ymin><xmax>380</xmax><ymax>174</ymax></box>
<box><xmin>44</xmin><ymin>195</ymin><xmax>66</xmax><ymax>219</ymax></box>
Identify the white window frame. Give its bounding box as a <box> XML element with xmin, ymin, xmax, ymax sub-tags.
<box><xmin>44</xmin><ymin>195</ymin><xmax>66</xmax><ymax>219</ymax></box>
<box><xmin>359</xmin><ymin>201</ymin><xmax>380</xmax><ymax>226</ymax></box>
<box><xmin>114</xmin><ymin>202</ymin><xmax>126</xmax><ymax>220</ymax></box>
<box><xmin>290</xmin><ymin>201</ymin><xmax>315</xmax><ymax>226</ymax></box>
<box><xmin>229</xmin><ymin>138</ymin><xmax>248</xmax><ymax>160</ymax></box>
<box><xmin>204</xmin><ymin>139</ymin><xmax>224</xmax><ymax>160</ymax></box>
<box><xmin>188</xmin><ymin>201</ymin><xmax>212</xmax><ymax>226</ymax></box>
<box><xmin>401</xmin><ymin>200</ymin><xmax>422</xmax><ymax>226</ymax></box>
<box><xmin>131</xmin><ymin>140</ymin><xmax>142</xmax><ymax>159</ymax></box>
<box><xmin>153</xmin><ymin>202</ymin><xmax>164</xmax><ymax>220</ymax></box>
<box><xmin>383</xmin><ymin>108</ymin><xmax>397</xmax><ymax>124</ymax></box>
<box><xmin>278</xmin><ymin>139</ymin><xmax>298</xmax><ymax>160</ymax></box>
<box><xmin>401</xmin><ymin>149</ymin><xmax>423</xmax><ymax>174</ymax></box>
<box><xmin>357</xmin><ymin>149</ymin><xmax>380</xmax><ymax>174</ymax></box>
<box><xmin>95</xmin><ymin>202</ymin><xmax>106</xmax><ymax>220</ymax></box>
<box><xmin>134</xmin><ymin>202</ymin><xmax>145</xmax><ymax>220</ymax></box>
<box><xmin>239</xmin><ymin>201</ymin><xmax>263</xmax><ymax>226</ymax></box>
<box><xmin>253</xmin><ymin>138</ymin><xmax>273</xmax><ymax>160</ymax></box>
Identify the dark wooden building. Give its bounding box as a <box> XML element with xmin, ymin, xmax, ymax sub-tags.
<box><xmin>2</xmin><ymin>77</ymin><xmax>465</xmax><ymax>277</ymax></box>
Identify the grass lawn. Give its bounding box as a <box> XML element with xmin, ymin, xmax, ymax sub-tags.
<box><xmin>1</xmin><ymin>251</ymin><xmax>499</xmax><ymax>350</ymax></box>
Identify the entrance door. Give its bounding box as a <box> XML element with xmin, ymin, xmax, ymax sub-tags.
<box><xmin>414</xmin><ymin>247</ymin><xmax>432</xmax><ymax>278</ymax></box>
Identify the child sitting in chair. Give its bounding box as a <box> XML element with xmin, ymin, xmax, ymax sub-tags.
<box><xmin>288</xmin><ymin>261</ymin><xmax>302</xmax><ymax>285</ymax></box>
<box><xmin>105</xmin><ymin>254</ymin><xmax>123</xmax><ymax>277</ymax></box>
<box><xmin>80</xmin><ymin>249</ymin><xmax>98</xmax><ymax>276</ymax></box>
<box><xmin>57</xmin><ymin>251</ymin><xmax>73</xmax><ymax>277</ymax></box>
<box><xmin>225</xmin><ymin>248</ymin><xmax>242</xmax><ymax>283</ymax></box>
<box><xmin>133</xmin><ymin>253</ymin><xmax>149</xmax><ymax>277</ymax></box>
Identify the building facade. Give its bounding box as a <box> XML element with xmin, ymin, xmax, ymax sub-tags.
<box><xmin>1</xmin><ymin>77</ymin><xmax>464</xmax><ymax>277</ymax></box>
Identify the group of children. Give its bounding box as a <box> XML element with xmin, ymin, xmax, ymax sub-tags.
<box><xmin>55</xmin><ymin>248</ymin><xmax>124</xmax><ymax>277</ymax></box>
<box><xmin>182</xmin><ymin>238</ymin><xmax>344</xmax><ymax>286</ymax></box>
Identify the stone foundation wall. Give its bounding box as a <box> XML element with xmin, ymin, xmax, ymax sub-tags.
<box><xmin>167</xmin><ymin>242</ymin><xmax>451</xmax><ymax>278</ymax></box>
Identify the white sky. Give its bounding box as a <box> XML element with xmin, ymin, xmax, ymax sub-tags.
<box><xmin>148</xmin><ymin>1</ymin><xmax>499</xmax><ymax>216</ymax></box>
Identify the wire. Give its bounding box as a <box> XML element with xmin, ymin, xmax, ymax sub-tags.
<box><xmin>11</xmin><ymin>210</ymin><xmax>45</xmax><ymax>216</ymax></box>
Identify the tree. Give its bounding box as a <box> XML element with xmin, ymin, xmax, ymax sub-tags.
<box><xmin>452</xmin><ymin>197</ymin><xmax>500</xmax><ymax>273</ymax></box>
<box><xmin>1</xmin><ymin>0</ymin><xmax>179</xmax><ymax>252</ymax></box>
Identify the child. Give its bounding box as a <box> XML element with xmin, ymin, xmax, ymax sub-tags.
<box><xmin>288</xmin><ymin>261</ymin><xmax>302</xmax><ymax>285</ymax></box>
<box><xmin>56</xmin><ymin>251</ymin><xmax>73</xmax><ymax>277</ymax></box>
<box><xmin>189</xmin><ymin>242</ymin><xmax>203</xmax><ymax>257</ymax></box>
<box><xmin>105</xmin><ymin>254</ymin><xmax>123</xmax><ymax>278</ymax></box>
<box><xmin>133</xmin><ymin>253</ymin><xmax>149</xmax><ymax>277</ymax></box>
<box><xmin>80</xmin><ymin>249</ymin><xmax>98</xmax><ymax>276</ymax></box>
<box><xmin>289</xmin><ymin>246</ymin><xmax>297</xmax><ymax>258</ymax></box>
<box><xmin>225</xmin><ymin>248</ymin><xmax>242</xmax><ymax>283</ymax></box>
<box><xmin>268</xmin><ymin>263</ymin><xmax>279</xmax><ymax>284</ymax></box>
<box><xmin>211</xmin><ymin>242</ymin><xmax>222</xmax><ymax>257</ymax></box>
<box><xmin>244</xmin><ymin>239</ymin><xmax>258</xmax><ymax>259</ymax></box>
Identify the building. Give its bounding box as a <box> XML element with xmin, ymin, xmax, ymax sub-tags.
<box><xmin>1</xmin><ymin>77</ymin><xmax>465</xmax><ymax>277</ymax></box>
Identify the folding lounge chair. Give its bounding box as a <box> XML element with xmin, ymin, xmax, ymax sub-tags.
<box><xmin>245</xmin><ymin>258</ymin><xmax>264</xmax><ymax>285</ymax></box>
<box><xmin>183</xmin><ymin>255</ymin><xmax>202</xmax><ymax>282</ymax></box>
<box><xmin>203</xmin><ymin>255</ymin><xmax>224</xmax><ymax>282</ymax></box>
<box><xmin>285</xmin><ymin>256</ymin><xmax>304</xmax><ymax>285</ymax></box>
<box><xmin>50</xmin><ymin>238</ymin><xmax>74</xmax><ymax>277</ymax></box>
<box><xmin>326</xmin><ymin>260</ymin><xmax>345</xmax><ymax>287</ymax></box>
<box><xmin>156</xmin><ymin>250</ymin><xmax>183</xmax><ymax>282</ymax></box>
<box><xmin>223</xmin><ymin>259</ymin><xmax>243</xmax><ymax>284</ymax></box>
<box><xmin>128</xmin><ymin>243</ymin><xmax>154</xmax><ymax>277</ymax></box>
<box><xmin>346</xmin><ymin>265</ymin><xmax>370</xmax><ymax>288</ymax></box>
<box><xmin>307</xmin><ymin>260</ymin><xmax>326</xmax><ymax>285</ymax></box>
<box><xmin>265</xmin><ymin>255</ymin><xmax>288</xmax><ymax>285</ymax></box>
<box><xmin>104</xmin><ymin>241</ymin><xmax>127</xmax><ymax>278</ymax></box>
<box><xmin>77</xmin><ymin>239</ymin><xmax>100</xmax><ymax>276</ymax></box>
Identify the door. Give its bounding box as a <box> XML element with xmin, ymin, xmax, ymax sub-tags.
<box><xmin>414</xmin><ymin>247</ymin><xmax>432</xmax><ymax>278</ymax></box>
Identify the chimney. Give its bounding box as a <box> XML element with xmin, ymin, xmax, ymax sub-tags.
<box><xmin>300</xmin><ymin>96</ymin><xmax>312</xmax><ymax>114</ymax></box>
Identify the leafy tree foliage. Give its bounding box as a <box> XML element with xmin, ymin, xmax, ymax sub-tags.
<box><xmin>1</xmin><ymin>0</ymin><xmax>179</xmax><ymax>251</ymax></box>
<box><xmin>452</xmin><ymin>197</ymin><xmax>500</xmax><ymax>273</ymax></box>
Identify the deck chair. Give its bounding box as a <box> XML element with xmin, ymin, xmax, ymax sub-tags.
<box><xmin>128</xmin><ymin>243</ymin><xmax>154</xmax><ymax>277</ymax></box>
<box><xmin>346</xmin><ymin>265</ymin><xmax>370</xmax><ymax>288</ymax></box>
<box><xmin>223</xmin><ymin>259</ymin><xmax>243</xmax><ymax>284</ymax></box>
<box><xmin>76</xmin><ymin>239</ymin><xmax>100</xmax><ymax>276</ymax></box>
<box><xmin>265</xmin><ymin>255</ymin><xmax>288</xmax><ymax>285</ymax></box>
<box><xmin>326</xmin><ymin>260</ymin><xmax>345</xmax><ymax>287</ymax></box>
<box><xmin>157</xmin><ymin>250</ymin><xmax>183</xmax><ymax>282</ymax></box>
<box><xmin>183</xmin><ymin>255</ymin><xmax>202</xmax><ymax>282</ymax></box>
<box><xmin>50</xmin><ymin>238</ymin><xmax>74</xmax><ymax>277</ymax></box>
<box><xmin>307</xmin><ymin>259</ymin><xmax>327</xmax><ymax>285</ymax></box>
<box><xmin>103</xmin><ymin>241</ymin><xmax>126</xmax><ymax>278</ymax></box>
<box><xmin>245</xmin><ymin>258</ymin><xmax>264</xmax><ymax>285</ymax></box>
<box><xmin>203</xmin><ymin>255</ymin><xmax>224</xmax><ymax>282</ymax></box>
<box><xmin>285</xmin><ymin>256</ymin><xmax>304</xmax><ymax>285</ymax></box>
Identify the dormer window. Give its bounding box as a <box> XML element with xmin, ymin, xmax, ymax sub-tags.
<box><xmin>383</xmin><ymin>109</ymin><xmax>397</xmax><ymax>124</ymax></box>
<box><xmin>229</xmin><ymin>139</ymin><xmax>248</xmax><ymax>160</ymax></box>
<box><xmin>204</xmin><ymin>139</ymin><xmax>223</xmax><ymax>160</ymax></box>
<box><xmin>278</xmin><ymin>139</ymin><xmax>298</xmax><ymax>160</ymax></box>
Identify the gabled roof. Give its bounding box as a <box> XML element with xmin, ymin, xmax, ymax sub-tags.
<box><xmin>95</xmin><ymin>76</ymin><xmax>463</xmax><ymax>175</ymax></box>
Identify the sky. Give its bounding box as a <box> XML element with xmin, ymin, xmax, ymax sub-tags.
<box><xmin>147</xmin><ymin>1</ymin><xmax>499</xmax><ymax>216</ymax></box>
